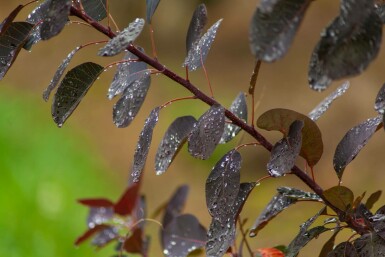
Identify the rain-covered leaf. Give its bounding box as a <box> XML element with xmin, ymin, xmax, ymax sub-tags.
<box><xmin>186</xmin><ymin>4</ymin><xmax>208</xmax><ymax>54</ymax></box>
<box><xmin>206</xmin><ymin>218</ymin><xmax>236</xmax><ymax>257</ymax></box>
<box><xmin>91</xmin><ymin>226</ymin><xmax>118</xmax><ymax>247</ymax></box>
<box><xmin>220</xmin><ymin>92</ymin><xmax>248</xmax><ymax>144</ymax></box>
<box><xmin>353</xmin><ymin>233</ymin><xmax>385</xmax><ymax>257</ymax></box>
<box><xmin>81</xmin><ymin>0</ymin><xmax>107</xmax><ymax>21</ymax></box>
<box><xmin>308</xmin><ymin>2</ymin><xmax>382</xmax><ymax>91</ymax></box>
<box><xmin>323</xmin><ymin>186</ymin><xmax>354</xmax><ymax>212</ymax></box>
<box><xmin>267</xmin><ymin>120</ymin><xmax>303</xmax><ymax>177</ymax></box>
<box><xmin>155</xmin><ymin>116</ymin><xmax>196</xmax><ymax>174</ymax></box>
<box><xmin>184</xmin><ymin>19</ymin><xmax>223</xmax><ymax>71</ymax></box>
<box><xmin>162</xmin><ymin>214</ymin><xmax>206</xmax><ymax>257</ymax></box>
<box><xmin>318</xmin><ymin>228</ymin><xmax>341</xmax><ymax>257</ymax></box>
<box><xmin>0</xmin><ymin>5</ymin><xmax>23</xmax><ymax>35</ymax></box>
<box><xmin>87</xmin><ymin>206</ymin><xmax>114</xmax><ymax>229</ymax></box>
<box><xmin>375</xmin><ymin>83</ymin><xmax>385</xmax><ymax>114</ymax></box>
<box><xmin>249</xmin><ymin>192</ymin><xmax>297</xmax><ymax>237</ymax></box>
<box><xmin>333</xmin><ymin>115</ymin><xmax>383</xmax><ymax>179</ymax></box>
<box><xmin>130</xmin><ymin>107</ymin><xmax>160</xmax><ymax>183</ymax></box>
<box><xmin>277</xmin><ymin>187</ymin><xmax>322</xmax><ymax>202</ymax></box>
<box><xmin>24</xmin><ymin>0</ymin><xmax>50</xmax><ymax>49</ymax></box>
<box><xmin>113</xmin><ymin>75</ymin><xmax>151</xmax><ymax>128</ymax></box>
<box><xmin>43</xmin><ymin>46</ymin><xmax>81</xmax><ymax>101</ymax></box>
<box><xmin>366</xmin><ymin>191</ymin><xmax>382</xmax><ymax>210</ymax></box>
<box><xmin>114</xmin><ymin>182</ymin><xmax>141</xmax><ymax>216</ymax></box>
<box><xmin>75</xmin><ymin>224</ymin><xmax>110</xmax><ymax>246</ymax></box>
<box><xmin>255</xmin><ymin>247</ymin><xmax>285</xmax><ymax>257</ymax></box>
<box><xmin>249</xmin><ymin>0</ymin><xmax>312</xmax><ymax>62</ymax></box>
<box><xmin>309</xmin><ymin>81</ymin><xmax>350</xmax><ymax>121</ymax></box>
<box><xmin>188</xmin><ymin>104</ymin><xmax>225</xmax><ymax>159</ymax></box>
<box><xmin>232</xmin><ymin>182</ymin><xmax>256</xmax><ymax>219</ymax></box>
<box><xmin>257</xmin><ymin>108</ymin><xmax>323</xmax><ymax>166</ymax></box>
<box><xmin>286</xmin><ymin>208</ymin><xmax>328</xmax><ymax>257</ymax></box>
<box><xmin>51</xmin><ymin>62</ymin><xmax>104</xmax><ymax>127</ymax></box>
<box><xmin>0</xmin><ymin>22</ymin><xmax>34</xmax><ymax>80</ymax></box>
<box><xmin>108</xmin><ymin>48</ymin><xmax>148</xmax><ymax>99</ymax></box>
<box><xmin>40</xmin><ymin>0</ymin><xmax>71</xmax><ymax>40</ymax></box>
<box><xmin>376</xmin><ymin>4</ymin><xmax>385</xmax><ymax>24</ymax></box>
<box><xmin>326</xmin><ymin>241</ymin><xmax>358</xmax><ymax>257</ymax></box>
<box><xmin>98</xmin><ymin>18</ymin><xmax>145</xmax><ymax>56</ymax></box>
<box><xmin>146</xmin><ymin>0</ymin><xmax>161</xmax><ymax>24</ymax></box>
<box><xmin>205</xmin><ymin>150</ymin><xmax>241</xmax><ymax>221</ymax></box>
<box><xmin>163</xmin><ymin>185</ymin><xmax>189</xmax><ymax>227</ymax></box>
<box><xmin>78</xmin><ymin>198</ymin><xmax>114</xmax><ymax>207</ymax></box>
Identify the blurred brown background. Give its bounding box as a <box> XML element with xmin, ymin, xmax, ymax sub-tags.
<box><xmin>1</xmin><ymin>0</ymin><xmax>385</xmax><ymax>256</ymax></box>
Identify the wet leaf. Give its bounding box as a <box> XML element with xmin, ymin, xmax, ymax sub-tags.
<box><xmin>98</xmin><ymin>18</ymin><xmax>145</xmax><ymax>56</ymax></box>
<box><xmin>87</xmin><ymin>206</ymin><xmax>114</xmax><ymax>228</ymax></box>
<box><xmin>318</xmin><ymin>228</ymin><xmax>341</xmax><ymax>257</ymax></box>
<box><xmin>366</xmin><ymin>191</ymin><xmax>382</xmax><ymax>210</ymax></box>
<box><xmin>232</xmin><ymin>182</ymin><xmax>256</xmax><ymax>219</ymax></box>
<box><xmin>333</xmin><ymin>115</ymin><xmax>383</xmax><ymax>179</ymax></box>
<box><xmin>51</xmin><ymin>62</ymin><xmax>104</xmax><ymax>127</ymax></box>
<box><xmin>114</xmin><ymin>182</ymin><xmax>141</xmax><ymax>216</ymax></box>
<box><xmin>249</xmin><ymin>0</ymin><xmax>312</xmax><ymax>62</ymax></box>
<box><xmin>0</xmin><ymin>22</ymin><xmax>34</xmax><ymax>80</ymax></box>
<box><xmin>77</xmin><ymin>198</ymin><xmax>114</xmax><ymax>207</ymax></box>
<box><xmin>184</xmin><ymin>19</ymin><xmax>223</xmax><ymax>71</ymax></box>
<box><xmin>24</xmin><ymin>0</ymin><xmax>50</xmax><ymax>49</ymax></box>
<box><xmin>257</xmin><ymin>108</ymin><xmax>323</xmax><ymax>166</ymax></box>
<box><xmin>376</xmin><ymin>4</ymin><xmax>385</xmax><ymax>24</ymax></box>
<box><xmin>267</xmin><ymin>120</ymin><xmax>303</xmax><ymax>177</ymax></box>
<box><xmin>130</xmin><ymin>107</ymin><xmax>160</xmax><ymax>183</ymax></box>
<box><xmin>220</xmin><ymin>92</ymin><xmax>248</xmax><ymax>144</ymax></box>
<box><xmin>0</xmin><ymin>5</ymin><xmax>23</xmax><ymax>35</ymax></box>
<box><xmin>155</xmin><ymin>116</ymin><xmax>197</xmax><ymax>174</ymax></box>
<box><xmin>353</xmin><ymin>233</ymin><xmax>385</xmax><ymax>257</ymax></box>
<box><xmin>91</xmin><ymin>226</ymin><xmax>118</xmax><ymax>247</ymax></box>
<box><xmin>40</xmin><ymin>0</ymin><xmax>71</xmax><ymax>40</ymax></box>
<box><xmin>255</xmin><ymin>247</ymin><xmax>285</xmax><ymax>257</ymax></box>
<box><xmin>162</xmin><ymin>185</ymin><xmax>189</xmax><ymax>227</ymax></box>
<box><xmin>43</xmin><ymin>46</ymin><xmax>81</xmax><ymax>101</ymax></box>
<box><xmin>309</xmin><ymin>81</ymin><xmax>350</xmax><ymax>121</ymax></box>
<box><xmin>108</xmin><ymin>48</ymin><xmax>148</xmax><ymax>99</ymax></box>
<box><xmin>286</xmin><ymin>208</ymin><xmax>328</xmax><ymax>257</ymax></box>
<box><xmin>123</xmin><ymin>228</ymin><xmax>145</xmax><ymax>254</ymax></box>
<box><xmin>186</xmin><ymin>4</ymin><xmax>208</xmax><ymax>54</ymax></box>
<box><xmin>146</xmin><ymin>0</ymin><xmax>161</xmax><ymax>24</ymax></box>
<box><xmin>206</xmin><ymin>218</ymin><xmax>236</xmax><ymax>257</ymax></box>
<box><xmin>112</xmin><ymin>75</ymin><xmax>151</xmax><ymax>128</ymax></box>
<box><xmin>308</xmin><ymin>3</ymin><xmax>382</xmax><ymax>91</ymax></box>
<box><xmin>375</xmin><ymin>83</ymin><xmax>385</xmax><ymax>114</ymax></box>
<box><xmin>277</xmin><ymin>187</ymin><xmax>322</xmax><ymax>202</ymax></box>
<box><xmin>162</xmin><ymin>214</ymin><xmax>206</xmax><ymax>257</ymax></box>
<box><xmin>188</xmin><ymin>104</ymin><xmax>225</xmax><ymax>159</ymax></box>
<box><xmin>75</xmin><ymin>224</ymin><xmax>110</xmax><ymax>246</ymax></box>
<box><xmin>205</xmin><ymin>150</ymin><xmax>241</xmax><ymax>221</ymax></box>
<box><xmin>326</xmin><ymin>241</ymin><xmax>358</xmax><ymax>257</ymax></box>
<box><xmin>323</xmin><ymin>186</ymin><xmax>354</xmax><ymax>212</ymax></box>
<box><xmin>81</xmin><ymin>0</ymin><xmax>107</xmax><ymax>21</ymax></box>
<box><xmin>249</xmin><ymin>192</ymin><xmax>297</xmax><ymax>237</ymax></box>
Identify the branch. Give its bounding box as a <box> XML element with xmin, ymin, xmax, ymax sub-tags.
<box><xmin>69</xmin><ymin>6</ymin><xmax>352</xmax><ymax>228</ymax></box>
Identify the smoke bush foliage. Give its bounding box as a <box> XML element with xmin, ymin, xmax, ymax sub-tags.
<box><xmin>2</xmin><ymin>0</ymin><xmax>385</xmax><ymax>256</ymax></box>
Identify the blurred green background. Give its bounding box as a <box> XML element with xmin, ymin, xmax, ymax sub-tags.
<box><xmin>1</xmin><ymin>0</ymin><xmax>385</xmax><ymax>256</ymax></box>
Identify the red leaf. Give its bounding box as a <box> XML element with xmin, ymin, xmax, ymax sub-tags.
<box><xmin>74</xmin><ymin>224</ymin><xmax>110</xmax><ymax>246</ymax></box>
<box><xmin>77</xmin><ymin>198</ymin><xmax>114</xmax><ymax>207</ymax></box>
<box><xmin>123</xmin><ymin>228</ymin><xmax>143</xmax><ymax>254</ymax></box>
<box><xmin>255</xmin><ymin>248</ymin><xmax>285</xmax><ymax>257</ymax></box>
<box><xmin>114</xmin><ymin>182</ymin><xmax>141</xmax><ymax>216</ymax></box>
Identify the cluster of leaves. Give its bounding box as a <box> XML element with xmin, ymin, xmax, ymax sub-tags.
<box><xmin>2</xmin><ymin>0</ymin><xmax>385</xmax><ymax>256</ymax></box>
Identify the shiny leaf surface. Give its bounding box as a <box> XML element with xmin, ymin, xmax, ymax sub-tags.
<box><xmin>0</xmin><ymin>5</ymin><xmax>23</xmax><ymax>35</ymax></box>
<box><xmin>186</xmin><ymin>4</ymin><xmax>208</xmax><ymax>54</ymax></box>
<box><xmin>257</xmin><ymin>108</ymin><xmax>323</xmax><ymax>166</ymax></box>
<box><xmin>206</xmin><ymin>218</ymin><xmax>236</xmax><ymax>257</ymax></box>
<box><xmin>162</xmin><ymin>185</ymin><xmax>189</xmax><ymax>227</ymax></box>
<box><xmin>51</xmin><ymin>62</ymin><xmax>104</xmax><ymax>127</ymax></box>
<box><xmin>375</xmin><ymin>83</ymin><xmax>385</xmax><ymax>114</ymax></box>
<box><xmin>130</xmin><ymin>107</ymin><xmax>160</xmax><ymax>183</ymax></box>
<box><xmin>220</xmin><ymin>92</ymin><xmax>248</xmax><ymax>144</ymax></box>
<box><xmin>353</xmin><ymin>233</ymin><xmax>385</xmax><ymax>257</ymax></box>
<box><xmin>333</xmin><ymin>115</ymin><xmax>382</xmax><ymax>179</ymax></box>
<box><xmin>24</xmin><ymin>0</ymin><xmax>50</xmax><ymax>49</ymax></box>
<box><xmin>81</xmin><ymin>0</ymin><xmax>107</xmax><ymax>21</ymax></box>
<box><xmin>267</xmin><ymin>120</ymin><xmax>303</xmax><ymax>177</ymax></box>
<box><xmin>277</xmin><ymin>187</ymin><xmax>322</xmax><ymax>202</ymax></box>
<box><xmin>146</xmin><ymin>0</ymin><xmax>161</xmax><ymax>23</ymax></box>
<box><xmin>98</xmin><ymin>18</ymin><xmax>145</xmax><ymax>56</ymax></box>
<box><xmin>40</xmin><ymin>0</ymin><xmax>71</xmax><ymax>40</ymax></box>
<box><xmin>155</xmin><ymin>116</ymin><xmax>197</xmax><ymax>174</ymax></box>
<box><xmin>188</xmin><ymin>104</ymin><xmax>225</xmax><ymax>159</ymax></box>
<box><xmin>249</xmin><ymin>0</ymin><xmax>312</xmax><ymax>62</ymax></box>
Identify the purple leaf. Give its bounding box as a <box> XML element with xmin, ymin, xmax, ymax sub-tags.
<box><xmin>40</xmin><ymin>0</ymin><xmax>71</xmax><ymax>40</ymax></box>
<box><xmin>186</xmin><ymin>4</ymin><xmax>208</xmax><ymax>54</ymax></box>
<box><xmin>51</xmin><ymin>62</ymin><xmax>104</xmax><ymax>127</ymax></box>
<box><xmin>146</xmin><ymin>0</ymin><xmax>161</xmax><ymax>24</ymax></box>
<box><xmin>155</xmin><ymin>116</ymin><xmax>197</xmax><ymax>174</ymax></box>
<box><xmin>277</xmin><ymin>187</ymin><xmax>322</xmax><ymax>201</ymax></box>
<box><xmin>91</xmin><ymin>226</ymin><xmax>118</xmax><ymax>247</ymax></box>
<box><xmin>0</xmin><ymin>5</ymin><xmax>23</xmax><ymax>35</ymax></box>
<box><xmin>162</xmin><ymin>185</ymin><xmax>189</xmax><ymax>227</ymax></box>
<box><xmin>206</xmin><ymin>218</ymin><xmax>236</xmax><ymax>257</ymax></box>
<box><xmin>188</xmin><ymin>104</ymin><xmax>225</xmax><ymax>159</ymax></box>
<box><xmin>353</xmin><ymin>233</ymin><xmax>385</xmax><ymax>256</ymax></box>
<box><xmin>87</xmin><ymin>206</ymin><xmax>114</xmax><ymax>228</ymax></box>
<box><xmin>375</xmin><ymin>83</ymin><xmax>385</xmax><ymax>114</ymax></box>
<box><xmin>326</xmin><ymin>241</ymin><xmax>358</xmax><ymax>257</ymax></box>
<box><xmin>81</xmin><ymin>0</ymin><xmax>107</xmax><ymax>21</ymax></box>
<box><xmin>24</xmin><ymin>0</ymin><xmax>50</xmax><ymax>49</ymax></box>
